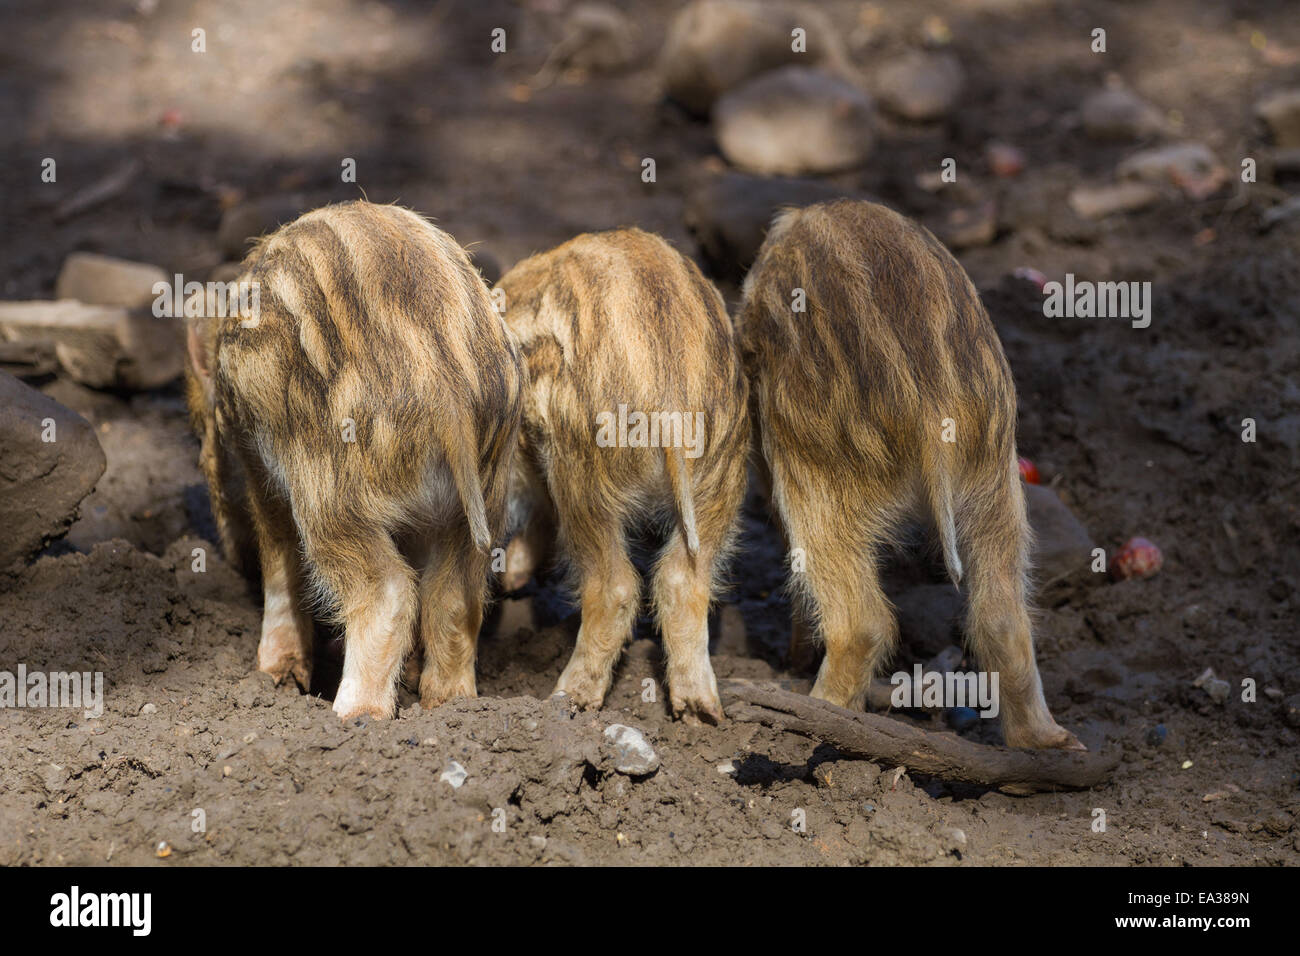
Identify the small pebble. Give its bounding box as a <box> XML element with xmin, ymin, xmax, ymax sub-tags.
<box><xmin>440</xmin><ymin>760</ymin><xmax>468</xmax><ymax>789</ymax></box>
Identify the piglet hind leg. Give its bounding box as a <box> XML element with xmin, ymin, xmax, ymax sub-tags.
<box><xmin>303</xmin><ymin>523</ymin><xmax>418</xmax><ymax>721</ymax></box>
<box><xmin>553</xmin><ymin>531</ymin><xmax>640</xmax><ymax>710</ymax></box>
<box><xmin>961</xmin><ymin>478</ymin><xmax>1085</xmax><ymax>751</ymax></box>
<box><xmin>240</xmin><ymin>458</ymin><xmax>314</xmax><ymax>692</ymax></box>
<box><xmin>653</xmin><ymin>528</ymin><xmax>724</xmax><ymax>725</ymax></box>
<box><xmin>418</xmin><ymin>535</ymin><xmax>487</xmax><ymax>707</ymax></box>
<box><xmin>780</xmin><ymin>485</ymin><xmax>898</xmax><ymax>711</ymax></box>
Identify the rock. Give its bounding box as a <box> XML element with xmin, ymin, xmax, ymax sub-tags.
<box><xmin>1116</xmin><ymin>142</ymin><xmax>1228</xmax><ymax>198</ymax></box>
<box><xmin>934</xmin><ymin>201</ymin><xmax>997</xmax><ymax>249</ymax></box>
<box><xmin>1068</xmin><ymin>181</ymin><xmax>1163</xmax><ymax>219</ymax></box>
<box><xmin>1193</xmin><ymin>668</ymin><xmax>1231</xmax><ymax>704</ymax></box>
<box><xmin>54</xmin><ymin>253</ymin><xmax>170</xmax><ymax>310</ymax></box>
<box><xmin>217</xmin><ymin>197</ymin><xmax>306</xmax><ymax>260</ymax></box>
<box><xmin>0</xmin><ymin>372</ymin><xmax>107</xmax><ymax>569</ymax></box>
<box><xmin>439</xmin><ymin>761</ymin><xmax>468</xmax><ymax>789</ymax></box>
<box><xmin>894</xmin><ymin>583</ymin><xmax>965</xmax><ymax>658</ymax></box>
<box><xmin>660</xmin><ymin>0</ymin><xmax>846</xmax><ymax>116</ymax></box>
<box><xmin>1023</xmin><ymin>483</ymin><xmax>1094</xmax><ymax>584</ymax></box>
<box><xmin>0</xmin><ymin>300</ymin><xmax>185</xmax><ymax>391</ymax></box>
<box><xmin>1146</xmin><ymin>723</ymin><xmax>1167</xmax><ymax>746</ymax></box>
<box><xmin>714</xmin><ymin>67</ymin><xmax>875</xmax><ymax>176</ymax></box>
<box><xmin>602</xmin><ymin>723</ymin><xmax>659</xmax><ymax>776</ymax></box>
<box><xmin>1255</xmin><ymin>88</ymin><xmax>1300</xmax><ymax>148</ymax></box>
<box><xmin>874</xmin><ymin>51</ymin><xmax>964</xmax><ymax>121</ymax></box>
<box><xmin>933</xmin><ymin>824</ymin><xmax>967</xmax><ymax>852</ymax></box>
<box><xmin>554</xmin><ymin>3</ymin><xmax>639</xmax><ymax>73</ymax></box>
<box><xmin>1080</xmin><ymin>86</ymin><xmax>1166</xmax><ymax>141</ymax></box>
<box><xmin>684</xmin><ymin>172</ymin><xmax>863</xmax><ymax>280</ymax></box>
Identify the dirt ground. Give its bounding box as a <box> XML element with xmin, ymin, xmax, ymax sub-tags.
<box><xmin>1</xmin><ymin>0</ymin><xmax>1298</xmax><ymax>865</ymax></box>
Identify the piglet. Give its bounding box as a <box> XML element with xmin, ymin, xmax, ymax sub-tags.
<box><xmin>496</xmin><ymin>228</ymin><xmax>749</xmax><ymax>723</ymax></box>
<box><xmin>186</xmin><ymin>200</ymin><xmax>523</xmax><ymax>719</ymax></box>
<box><xmin>738</xmin><ymin>199</ymin><xmax>1082</xmax><ymax>750</ymax></box>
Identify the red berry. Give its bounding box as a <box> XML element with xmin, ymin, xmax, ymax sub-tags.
<box><xmin>1017</xmin><ymin>457</ymin><xmax>1040</xmax><ymax>484</ymax></box>
<box><xmin>1109</xmin><ymin>537</ymin><xmax>1163</xmax><ymax>581</ymax></box>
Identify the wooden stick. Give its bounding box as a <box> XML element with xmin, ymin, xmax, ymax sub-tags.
<box><xmin>720</xmin><ymin>679</ymin><xmax>1119</xmax><ymax>794</ymax></box>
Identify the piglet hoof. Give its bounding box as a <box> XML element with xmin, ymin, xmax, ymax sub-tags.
<box><xmin>332</xmin><ymin>681</ymin><xmax>394</xmax><ymax>721</ymax></box>
<box><xmin>258</xmin><ymin>653</ymin><xmax>311</xmax><ymax>694</ymax></box>
<box><xmin>552</xmin><ymin>672</ymin><xmax>607</xmax><ymax>711</ymax></box>
<box><xmin>670</xmin><ymin>680</ymin><xmax>725</xmax><ymax>726</ymax></box>
<box><xmin>1005</xmin><ymin>722</ymin><xmax>1087</xmax><ymax>751</ymax></box>
<box><xmin>419</xmin><ymin>675</ymin><xmax>477</xmax><ymax>710</ymax></box>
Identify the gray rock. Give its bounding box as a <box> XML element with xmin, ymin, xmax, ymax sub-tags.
<box><xmin>439</xmin><ymin>760</ymin><xmax>468</xmax><ymax>789</ymax></box>
<box><xmin>875</xmin><ymin>51</ymin><xmax>964</xmax><ymax>122</ymax></box>
<box><xmin>660</xmin><ymin>0</ymin><xmax>847</xmax><ymax>116</ymax></box>
<box><xmin>602</xmin><ymin>723</ymin><xmax>659</xmax><ymax>776</ymax></box>
<box><xmin>1068</xmin><ymin>181</ymin><xmax>1164</xmax><ymax>219</ymax></box>
<box><xmin>1081</xmin><ymin>86</ymin><xmax>1166</xmax><ymax>141</ymax></box>
<box><xmin>0</xmin><ymin>300</ymin><xmax>185</xmax><ymax>391</ymax></box>
<box><xmin>684</xmin><ymin>172</ymin><xmax>863</xmax><ymax>280</ymax></box>
<box><xmin>55</xmin><ymin>253</ymin><xmax>170</xmax><ymax>310</ymax></box>
<box><xmin>1024</xmin><ymin>483</ymin><xmax>1094</xmax><ymax>585</ymax></box>
<box><xmin>1256</xmin><ymin>88</ymin><xmax>1300</xmax><ymax>148</ymax></box>
<box><xmin>933</xmin><ymin>200</ymin><xmax>997</xmax><ymax>249</ymax></box>
<box><xmin>0</xmin><ymin>372</ymin><xmax>106</xmax><ymax>569</ymax></box>
<box><xmin>1117</xmin><ymin>142</ymin><xmax>1220</xmax><ymax>185</ymax></box>
<box><xmin>714</xmin><ymin>67</ymin><xmax>874</xmax><ymax>176</ymax></box>
<box><xmin>555</xmin><ymin>4</ymin><xmax>639</xmax><ymax>73</ymax></box>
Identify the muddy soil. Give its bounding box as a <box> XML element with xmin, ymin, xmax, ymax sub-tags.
<box><xmin>1</xmin><ymin>0</ymin><xmax>1297</xmax><ymax>865</ymax></box>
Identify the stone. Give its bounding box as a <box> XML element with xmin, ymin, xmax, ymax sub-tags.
<box><xmin>0</xmin><ymin>372</ymin><xmax>107</xmax><ymax>569</ymax></box>
<box><xmin>1068</xmin><ymin>181</ymin><xmax>1163</xmax><ymax>219</ymax></box>
<box><xmin>660</xmin><ymin>0</ymin><xmax>846</xmax><ymax>116</ymax></box>
<box><xmin>1023</xmin><ymin>483</ymin><xmax>1094</xmax><ymax>585</ymax></box>
<box><xmin>439</xmin><ymin>761</ymin><xmax>468</xmax><ymax>789</ymax></box>
<box><xmin>1255</xmin><ymin>88</ymin><xmax>1300</xmax><ymax>148</ymax></box>
<box><xmin>714</xmin><ymin>66</ymin><xmax>874</xmax><ymax>176</ymax></box>
<box><xmin>1116</xmin><ymin>143</ymin><xmax>1227</xmax><ymax>198</ymax></box>
<box><xmin>0</xmin><ymin>300</ymin><xmax>185</xmax><ymax>391</ymax></box>
<box><xmin>684</xmin><ymin>172</ymin><xmax>863</xmax><ymax>280</ymax></box>
<box><xmin>1080</xmin><ymin>86</ymin><xmax>1166</xmax><ymax>141</ymax></box>
<box><xmin>875</xmin><ymin>51</ymin><xmax>964</xmax><ymax>121</ymax></box>
<box><xmin>602</xmin><ymin>723</ymin><xmax>659</xmax><ymax>776</ymax></box>
<box><xmin>54</xmin><ymin>252</ymin><xmax>169</xmax><ymax>310</ymax></box>
<box><xmin>934</xmin><ymin>201</ymin><xmax>997</xmax><ymax>249</ymax></box>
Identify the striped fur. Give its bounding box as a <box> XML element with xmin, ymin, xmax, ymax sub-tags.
<box><xmin>497</xmin><ymin>228</ymin><xmax>749</xmax><ymax>723</ymax></box>
<box><xmin>738</xmin><ymin>199</ymin><xmax>1081</xmax><ymax>750</ymax></box>
<box><xmin>186</xmin><ymin>200</ymin><xmax>523</xmax><ymax>720</ymax></box>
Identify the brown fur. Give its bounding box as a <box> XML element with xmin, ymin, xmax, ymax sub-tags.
<box><xmin>185</xmin><ymin>200</ymin><xmax>523</xmax><ymax>720</ymax></box>
<box><xmin>496</xmin><ymin>228</ymin><xmax>749</xmax><ymax>723</ymax></box>
<box><xmin>738</xmin><ymin>199</ymin><xmax>1081</xmax><ymax>750</ymax></box>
